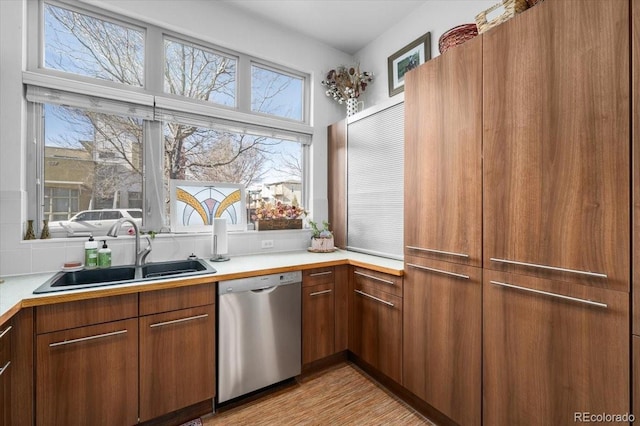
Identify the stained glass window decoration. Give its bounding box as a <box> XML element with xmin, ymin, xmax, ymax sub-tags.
<box><xmin>169</xmin><ymin>180</ymin><xmax>246</xmax><ymax>232</ymax></box>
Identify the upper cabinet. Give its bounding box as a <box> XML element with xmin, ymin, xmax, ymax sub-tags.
<box><xmin>483</xmin><ymin>0</ymin><xmax>630</xmax><ymax>291</ymax></box>
<box><xmin>404</xmin><ymin>34</ymin><xmax>483</xmax><ymax>267</ymax></box>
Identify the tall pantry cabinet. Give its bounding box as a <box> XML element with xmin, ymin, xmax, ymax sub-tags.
<box><xmin>403</xmin><ymin>34</ymin><xmax>482</xmax><ymax>426</ymax></box>
<box><xmin>404</xmin><ymin>0</ymin><xmax>631</xmax><ymax>424</ymax></box>
<box><xmin>482</xmin><ymin>0</ymin><xmax>630</xmax><ymax>424</ymax></box>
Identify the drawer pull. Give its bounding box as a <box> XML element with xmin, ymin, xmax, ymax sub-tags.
<box><xmin>406</xmin><ymin>246</ymin><xmax>469</xmax><ymax>258</ymax></box>
<box><xmin>150</xmin><ymin>313</ymin><xmax>209</xmax><ymax>328</ymax></box>
<box><xmin>49</xmin><ymin>329</ymin><xmax>128</xmax><ymax>347</ymax></box>
<box><xmin>489</xmin><ymin>280</ymin><xmax>608</xmax><ymax>308</ymax></box>
<box><xmin>490</xmin><ymin>258</ymin><xmax>607</xmax><ymax>279</ymax></box>
<box><xmin>0</xmin><ymin>325</ymin><xmax>12</xmax><ymax>340</ymax></box>
<box><xmin>354</xmin><ymin>289</ymin><xmax>394</xmax><ymax>307</ymax></box>
<box><xmin>0</xmin><ymin>361</ymin><xmax>10</xmax><ymax>377</ymax></box>
<box><xmin>309</xmin><ymin>289</ymin><xmax>333</xmax><ymax>297</ymax></box>
<box><xmin>309</xmin><ymin>271</ymin><xmax>333</xmax><ymax>277</ymax></box>
<box><xmin>354</xmin><ymin>271</ymin><xmax>394</xmax><ymax>285</ymax></box>
<box><xmin>407</xmin><ymin>263</ymin><xmax>470</xmax><ymax>280</ymax></box>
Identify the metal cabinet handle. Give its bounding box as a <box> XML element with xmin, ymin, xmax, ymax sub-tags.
<box><xmin>354</xmin><ymin>271</ymin><xmax>394</xmax><ymax>285</ymax></box>
<box><xmin>150</xmin><ymin>313</ymin><xmax>209</xmax><ymax>328</ymax></box>
<box><xmin>309</xmin><ymin>271</ymin><xmax>333</xmax><ymax>277</ymax></box>
<box><xmin>406</xmin><ymin>263</ymin><xmax>470</xmax><ymax>280</ymax></box>
<box><xmin>309</xmin><ymin>289</ymin><xmax>333</xmax><ymax>297</ymax></box>
<box><xmin>490</xmin><ymin>258</ymin><xmax>607</xmax><ymax>279</ymax></box>
<box><xmin>406</xmin><ymin>246</ymin><xmax>469</xmax><ymax>258</ymax></box>
<box><xmin>0</xmin><ymin>325</ymin><xmax>12</xmax><ymax>340</ymax></box>
<box><xmin>49</xmin><ymin>329</ymin><xmax>128</xmax><ymax>347</ymax></box>
<box><xmin>354</xmin><ymin>289</ymin><xmax>394</xmax><ymax>307</ymax></box>
<box><xmin>490</xmin><ymin>280</ymin><xmax>608</xmax><ymax>308</ymax></box>
<box><xmin>0</xmin><ymin>361</ymin><xmax>10</xmax><ymax>377</ymax></box>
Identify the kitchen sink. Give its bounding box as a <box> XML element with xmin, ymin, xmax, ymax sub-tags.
<box><xmin>33</xmin><ymin>259</ymin><xmax>216</xmax><ymax>294</ymax></box>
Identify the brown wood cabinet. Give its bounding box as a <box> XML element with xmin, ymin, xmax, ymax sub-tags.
<box><xmin>349</xmin><ymin>267</ymin><xmax>402</xmax><ymax>383</ymax></box>
<box><xmin>403</xmin><ymin>34</ymin><xmax>482</xmax><ymax>267</ymax></box>
<box><xmin>328</xmin><ymin>119</ymin><xmax>347</xmax><ymax>249</ymax></box>
<box><xmin>302</xmin><ymin>266</ymin><xmax>350</xmax><ymax>364</ymax></box>
<box><xmin>302</xmin><ymin>282</ymin><xmax>335</xmax><ymax>364</ymax></box>
<box><xmin>139</xmin><ymin>284</ymin><xmax>215</xmax><ymax>421</ymax></box>
<box><xmin>483</xmin><ymin>0</ymin><xmax>630</xmax><ymax>291</ymax></box>
<box><xmin>484</xmin><ymin>269</ymin><xmax>629</xmax><ymax>426</ymax></box>
<box><xmin>9</xmin><ymin>308</ymin><xmax>33</xmax><ymax>426</ymax></box>
<box><xmin>632</xmin><ymin>0</ymin><xmax>640</xmax><ymax>335</ymax></box>
<box><xmin>403</xmin><ymin>257</ymin><xmax>481</xmax><ymax>426</ymax></box>
<box><xmin>0</xmin><ymin>321</ymin><xmax>11</xmax><ymax>426</ymax></box>
<box><xmin>36</xmin><ymin>318</ymin><xmax>139</xmax><ymax>426</ymax></box>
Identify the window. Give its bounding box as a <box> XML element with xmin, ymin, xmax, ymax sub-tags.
<box><xmin>251</xmin><ymin>64</ymin><xmax>304</xmax><ymax>121</ymax></box>
<box><xmin>28</xmin><ymin>1</ymin><xmax>311</xmax><ymax>237</ymax></box>
<box><xmin>164</xmin><ymin>38</ymin><xmax>236</xmax><ymax>107</ymax></box>
<box><xmin>43</xmin><ymin>3</ymin><xmax>144</xmax><ymax>86</ymax></box>
<box><xmin>42</xmin><ymin>103</ymin><xmax>144</xmax><ymax>223</ymax></box>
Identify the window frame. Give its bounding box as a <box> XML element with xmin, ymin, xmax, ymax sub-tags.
<box><xmin>26</xmin><ymin>0</ymin><xmax>312</xmax><ymax>236</ymax></box>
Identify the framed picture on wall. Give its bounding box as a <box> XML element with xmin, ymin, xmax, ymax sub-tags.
<box><xmin>387</xmin><ymin>32</ymin><xmax>431</xmax><ymax>97</ymax></box>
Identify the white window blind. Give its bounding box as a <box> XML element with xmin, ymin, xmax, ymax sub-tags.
<box><xmin>347</xmin><ymin>102</ymin><xmax>404</xmax><ymax>260</ymax></box>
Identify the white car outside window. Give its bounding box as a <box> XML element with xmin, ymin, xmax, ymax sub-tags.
<box><xmin>48</xmin><ymin>209</ymin><xmax>143</xmax><ymax>238</ymax></box>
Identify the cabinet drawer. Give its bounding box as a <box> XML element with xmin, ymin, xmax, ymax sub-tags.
<box><xmin>36</xmin><ymin>294</ymin><xmax>138</xmax><ymax>334</ymax></box>
<box><xmin>139</xmin><ymin>283</ymin><xmax>215</xmax><ymax>316</ymax></box>
<box><xmin>0</xmin><ymin>322</ymin><xmax>10</xmax><ymax>367</ymax></box>
<box><xmin>353</xmin><ymin>267</ymin><xmax>402</xmax><ymax>298</ymax></box>
<box><xmin>303</xmin><ymin>267</ymin><xmax>335</xmax><ymax>287</ymax></box>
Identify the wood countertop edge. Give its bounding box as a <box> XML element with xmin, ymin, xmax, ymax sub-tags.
<box><xmin>1</xmin><ymin>256</ymin><xmax>403</xmax><ymax>324</ymax></box>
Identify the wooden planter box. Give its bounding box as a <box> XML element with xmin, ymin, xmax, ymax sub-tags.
<box><xmin>256</xmin><ymin>218</ymin><xmax>302</xmax><ymax>231</ymax></box>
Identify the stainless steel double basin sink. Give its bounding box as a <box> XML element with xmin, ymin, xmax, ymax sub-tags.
<box><xmin>33</xmin><ymin>259</ymin><xmax>216</xmax><ymax>294</ymax></box>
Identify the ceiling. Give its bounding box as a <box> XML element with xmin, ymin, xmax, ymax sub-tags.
<box><xmin>222</xmin><ymin>0</ymin><xmax>428</xmax><ymax>55</ymax></box>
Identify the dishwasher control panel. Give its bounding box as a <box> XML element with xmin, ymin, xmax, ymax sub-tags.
<box><xmin>219</xmin><ymin>271</ymin><xmax>302</xmax><ymax>294</ymax></box>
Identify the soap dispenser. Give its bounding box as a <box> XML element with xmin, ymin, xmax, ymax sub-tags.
<box><xmin>98</xmin><ymin>240</ymin><xmax>111</xmax><ymax>268</ymax></box>
<box><xmin>84</xmin><ymin>234</ymin><xmax>98</xmax><ymax>269</ymax></box>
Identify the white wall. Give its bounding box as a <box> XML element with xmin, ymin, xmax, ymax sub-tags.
<box><xmin>355</xmin><ymin>0</ymin><xmax>495</xmax><ymax>107</ymax></box>
<box><xmin>0</xmin><ymin>0</ymin><xmax>351</xmax><ymax>275</ymax></box>
<box><xmin>0</xmin><ymin>0</ymin><xmax>492</xmax><ymax>275</ymax></box>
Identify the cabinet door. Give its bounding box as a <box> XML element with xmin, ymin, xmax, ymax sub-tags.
<box><xmin>36</xmin><ymin>318</ymin><xmax>138</xmax><ymax>426</ymax></box>
<box><xmin>139</xmin><ymin>304</ymin><xmax>215</xmax><ymax>421</ymax></box>
<box><xmin>403</xmin><ymin>257</ymin><xmax>481</xmax><ymax>426</ymax></box>
<box><xmin>484</xmin><ymin>270</ymin><xmax>629</xmax><ymax>426</ymax></box>
<box><xmin>633</xmin><ymin>0</ymin><xmax>640</xmax><ymax>334</ymax></box>
<box><xmin>0</xmin><ymin>321</ymin><xmax>10</xmax><ymax>426</ymax></box>
<box><xmin>302</xmin><ymin>283</ymin><xmax>335</xmax><ymax>364</ymax></box>
<box><xmin>483</xmin><ymin>0</ymin><xmax>630</xmax><ymax>291</ymax></box>
<box><xmin>404</xmin><ymin>35</ymin><xmax>482</xmax><ymax>267</ymax></box>
<box><xmin>328</xmin><ymin>119</ymin><xmax>347</xmax><ymax>249</ymax></box>
<box><xmin>350</xmin><ymin>283</ymin><xmax>402</xmax><ymax>383</ymax></box>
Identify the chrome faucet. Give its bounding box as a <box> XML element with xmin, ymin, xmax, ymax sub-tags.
<box><xmin>107</xmin><ymin>218</ymin><xmax>152</xmax><ymax>267</ymax></box>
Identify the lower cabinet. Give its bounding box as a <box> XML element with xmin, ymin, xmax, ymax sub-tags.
<box><xmin>139</xmin><ymin>303</ymin><xmax>215</xmax><ymax>421</ymax></box>
<box><xmin>302</xmin><ymin>282</ymin><xmax>335</xmax><ymax>364</ymax></box>
<box><xmin>402</xmin><ymin>257</ymin><xmax>481</xmax><ymax>426</ymax></box>
<box><xmin>34</xmin><ymin>284</ymin><xmax>216</xmax><ymax>425</ymax></box>
<box><xmin>484</xmin><ymin>270</ymin><xmax>629</xmax><ymax>426</ymax></box>
<box><xmin>0</xmin><ymin>321</ymin><xmax>11</xmax><ymax>426</ymax></box>
<box><xmin>349</xmin><ymin>267</ymin><xmax>402</xmax><ymax>383</ymax></box>
<box><xmin>36</xmin><ymin>318</ymin><xmax>139</xmax><ymax>426</ymax></box>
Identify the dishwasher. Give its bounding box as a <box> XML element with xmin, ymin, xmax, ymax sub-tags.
<box><xmin>218</xmin><ymin>271</ymin><xmax>301</xmax><ymax>403</ymax></box>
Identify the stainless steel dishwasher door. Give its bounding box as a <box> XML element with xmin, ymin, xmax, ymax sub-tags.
<box><xmin>218</xmin><ymin>272</ymin><xmax>301</xmax><ymax>403</ymax></box>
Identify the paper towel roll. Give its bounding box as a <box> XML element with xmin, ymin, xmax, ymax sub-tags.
<box><xmin>212</xmin><ymin>217</ymin><xmax>228</xmax><ymax>255</ymax></box>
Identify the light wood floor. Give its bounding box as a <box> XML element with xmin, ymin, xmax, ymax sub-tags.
<box><xmin>201</xmin><ymin>363</ymin><xmax>434</xmax><ymax>425</ymax></box>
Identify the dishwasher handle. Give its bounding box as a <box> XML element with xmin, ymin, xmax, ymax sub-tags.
<box><xmin>251</xmin><ymin>285</ymin><xmax>278</xmax><ymax>293</ymax></box>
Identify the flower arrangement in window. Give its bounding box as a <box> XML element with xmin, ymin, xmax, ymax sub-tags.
<box><xmin>252</xmin><ymin>201</ymin><xmax>306</xmax><ymax>220</ymax></box>
<box><xmin>321</xmin><ymin>65</ymin><xmax>374</xmax><ymax>104</ymax></box>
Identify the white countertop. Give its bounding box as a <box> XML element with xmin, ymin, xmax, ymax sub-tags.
<box><xmin>0</xmin><ymin>249</ymin><xmax>403</xmax><ymax>323</ymax></box>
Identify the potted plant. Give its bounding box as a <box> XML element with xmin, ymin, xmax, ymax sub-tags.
<box><xmin>309</xmin><ymin>220</ymin><xmax>335</xmax><ymax>252</ymax></box>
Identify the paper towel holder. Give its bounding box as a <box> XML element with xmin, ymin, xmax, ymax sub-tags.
<box><xmin>211</xmin><ymin>217</ymin><xmax>230</xmax><ymax>262</ymax></box>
